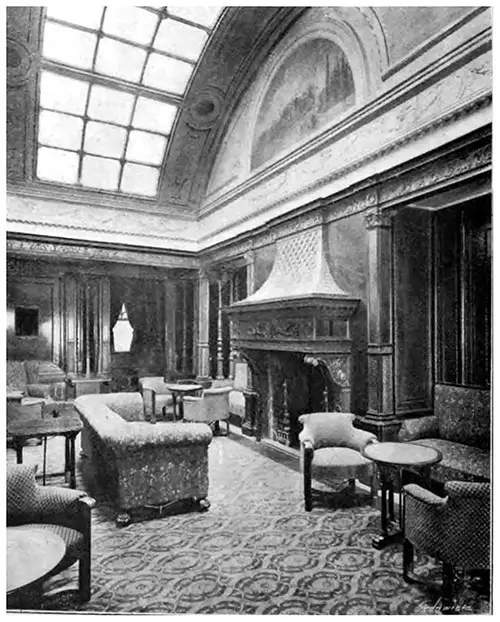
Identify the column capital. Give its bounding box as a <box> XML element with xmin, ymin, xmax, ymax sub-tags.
<box><xmin>365</xmin><ymin>208</ymin><xmax>392</xmax><ymax>230</ymax></box>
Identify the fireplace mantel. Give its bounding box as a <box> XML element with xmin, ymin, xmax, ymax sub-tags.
<box><xmin>225</xmin><ymin>219</ymin><xmax>361</xmax><ymax>446</ymax></box>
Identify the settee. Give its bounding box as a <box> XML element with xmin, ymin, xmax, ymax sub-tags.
<box><xmin>398</xmin><ymin>384</ymin><xmax>490</xmax><ymax>483</ymax></box>
<box><xmin>74</xmin><ymin>392</ymin><xmax>213</xmax><ymax>525</ymax></box>
<box><xmin>7</xmin><ymin>359</ymin><xmax>67</xmax><ymax>405</ymax></box>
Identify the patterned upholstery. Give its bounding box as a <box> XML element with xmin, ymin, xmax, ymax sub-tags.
<box><xmin>138</xmin><ymin>376</ymin><xmax>174</xmax><ymax>421</ymax></box>
<box><xmin>403</xmin><ymin>480</ymin><xmax>490</xmax><ymax>610</ymax></box>
<box><xmin>6</xmin><ymin>464</ymin><xmax>95</xmax><ymax>603</ymax></box>
<box><xmin>183</xmin><ymin>387</ymin><xmax>232</xmax><ymax>434</ymax></box>
<box><xmin>298</xmin><ymin>412</ymin><xmax>377</xmax><ymax>511</ymax></box>
<box><xmin>7</xmin><ymin>359</ymin><xmax>67</xmax><ymax>402</ymax></box>
<box><xmin>6</xmin><ymin>464</ymin><xmax>40</xmax><ymax>523</ymax></box>
<box><xmin>397</xmin><ymin>384</ymin><xmax>491</xmax><ymax>483</ymax></box>
<box><xmin>75</xmin><ymin>393</ymin><xmax>213</xmax><ymax>521</ymax></box>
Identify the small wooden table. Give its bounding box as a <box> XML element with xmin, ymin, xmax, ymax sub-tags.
<box><xmin>7</xmin><ymin>525</ymin><xmax>66</xmax><ymax>608</ymax></box>
<box><xmin>165</xmin><ymin>383</ymin><xmax>202</xmax><ymax>420</ymax></box>
<box><xmin>363</xmin><ymin>441</ymin><xmax>442</xmax><ymax>549</ymax></box>
<box><xmin>8</xmin><ymin>403</ymin><xmax>83</xmax><ymax>488</ymax></box>
<box><xmin>66</xmin><ymin>375</ymin><xmax>111</xmax><ymax>399</ymax></box>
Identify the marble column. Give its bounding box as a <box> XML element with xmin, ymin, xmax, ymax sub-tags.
<box><xmin>216</xmin><ymin>276</ymin><xmax>224</xmax><ymax>379</ymax></box>
<box><xmin>362</xmin><ymin>208</ymin><xmax>398</xmax><ymax>440</ymax></box>
<box><xmin>196</xmin><ymin>269</ymin><xmax>210</xmax><ymax>379</ymax></box>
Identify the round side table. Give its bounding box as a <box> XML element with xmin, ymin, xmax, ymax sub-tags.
<box><xmin>363</xmin><ymin>441</ymin><xmax>442</xmax><ymax>549</ymax></box>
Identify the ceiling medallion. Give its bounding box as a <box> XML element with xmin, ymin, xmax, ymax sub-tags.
<box><xmin>186</xmin><ymin>87</ymin><xmax>224</xmax><ymax>131</ymax></box>
<box><xmin>7</xmin><ymin>36</ymin><xmax>35</xmax><ymax>87</ymax></box>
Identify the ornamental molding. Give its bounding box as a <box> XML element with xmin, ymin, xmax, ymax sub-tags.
<box><xmin>320</xmin><ymin>355</ymin><xmax>352</xmax><ymax>388</ymax></box>
<box><xmin>365</xmin><ymin>209</ymin><xmax>392</xmax><ymax>230</ymax></box>
<box><xmin>378</xmin><ymin>140</ymin><xmax>491</xmax><ymax>207</ymax></box>
<box><xmin>6</xmin><ymin>238</ymin><xmax>199</xmax><ymax>269</ymax></box>
<box><xmin>7</xmin><ymin>35</ymin><xmax>36</xmax><ymax>88</ymax></box>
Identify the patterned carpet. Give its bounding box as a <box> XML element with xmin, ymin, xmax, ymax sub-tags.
<box><xmin>7</xmin><ymin>433</ymin><xmax>491</xmax><ymax>615</ymax></box>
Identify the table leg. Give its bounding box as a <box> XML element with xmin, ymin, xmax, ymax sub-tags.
<box><xmin>64</xmin><ymin>436</ymin><xmax>70</xmax><ymax>481</ymax></box>
<box><xmin>42</xmin><ymin>436</ymin><xmax>47</xmax><ymax>486</ymax></box>
<box><xmin>14</xmin><ymin>439</ymin><xmax>23</xmax><ymax>464</ymax></box>
<box><xmin>69</xmin><ymin>434</ymin><xmax>77</xmax><ymax>489</ymax></box>
<box><xmin>372</xmin><ymin>465</ymin><xmax>404</xmax><ymax>550</ymax></box>
<box><xmin>178</xmin><ymin>396</ymin><xmax>184</xmax><ymax>420</ymax></box>
<box><xmin>172</xmin><ymin>395</ymin><xmax>177</xmax><ymax>419</ymax></box>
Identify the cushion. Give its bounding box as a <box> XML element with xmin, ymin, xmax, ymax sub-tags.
<box><xmin>6</xmin><ymin>361</ymin><xmax>28</xmax><ymax>394</ymax></box>
<box><xmin>312</xmin><ymin>447</ymin><xmax>374</xmax><ymax>480</ymax></box>
<box><xmin>7</xmin><ymin>464</ymin><xmax>39</xmax><ymax>523</ymax></box>
<box><xmin>435</xmin><ymin>384</ymin><xmax>490</xmax><ymax>450</ymax></box>
<box><xmin>299</xmin><ymin>412</ymin><xmax>356</xmax><ymax>449</ymax></box>
<box><xmin>25</xmin><ymin>360</ymin><xmax>66</xmax><ymax>385</ymax></box>
<box><xmin>398</xmin><ymin>415</ymin><xmax>439</xmax><ymax>442</ymax></box>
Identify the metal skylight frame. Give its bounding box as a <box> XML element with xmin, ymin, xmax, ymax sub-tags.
<box><xmin>36</xmin><ymin>6</ymin><xmax>223</xmax><ymax>199</ymax></box>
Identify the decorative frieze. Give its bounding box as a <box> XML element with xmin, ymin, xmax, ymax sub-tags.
<box><xmin>7</xmin><ymin>238</ymin><xmax>198</xmax><ymax>269</ymax></box>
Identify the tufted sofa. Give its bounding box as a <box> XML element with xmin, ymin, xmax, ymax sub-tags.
<box><xmin>74</xmin><ymin>392</ymin><xmax>213</xmax><ymax>525</ymax></box>
<box><xmin>398</xmin><ymin>384</ymin><xmax>490</xmax><ymax>483</ymax></box>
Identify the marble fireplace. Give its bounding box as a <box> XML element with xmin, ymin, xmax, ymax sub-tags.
<box><xmin>226</xmin><ymin>218</ymin><xmax>360</xmax><ymax>448</ymax></box>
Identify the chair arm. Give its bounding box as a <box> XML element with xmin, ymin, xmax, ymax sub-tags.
<box><xmin>36</xmin><ymin>485</ymin><xmax>88</xmax><ymax>515</ymax></box>
<box><xmin>348</xmin><ymin>428</ymin><xmax>378</xmax><ymax>452</ymax></box>
<box><xmin>26</xmin><ymin>383</ymin><xmax>51</xmax><ymax>398</ymax></box>
<box><xmin>403</xmin><ymin>483</ymin><xmax>447</xmax><ymax>507</ymax></box>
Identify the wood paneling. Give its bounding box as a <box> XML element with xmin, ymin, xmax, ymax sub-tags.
<box><xmin>393</xmin><ymin>209</ymin><xmax>433</xmax><ymax>414</ymax></box>
<box><xmin>7</xmin><ymin>277</ymin><xmax>59</xmax><ymax>362</ymax></box>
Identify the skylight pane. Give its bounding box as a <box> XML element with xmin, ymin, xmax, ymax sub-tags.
<box><xmin>143</xmin><ymin>53</ymin><xmax>193</xmax><ymax>95</ymax></box>
<box><xmin>126</xmin><ymin>131</ymin><xmax>167</xmax><ymax>165</ymax></box>
<box><xmin>133</xmin><ymin>98</ymin><xmax>177</xmax><ymax>134</ymax></box>
<box><xmin>121</xmin><ymin>163</ymin><xmax>159</xmax><ymax>196</ymax></box>
<box><xmin>37</xmin><ymin>147</ymin><xmax>79</xmax><ymax>184</ymax></box>
<box><xmin>88</xmin><ymin>85</ymin><xmax>134</xmax><ymax>125</ymax></box>
<box><xmin>81</xmin><ymin>155</ymin><xmax>120</xmax><ymax>190</ymax></box>
<box><xmin>39</xmin><ymin>71</ymin><xmax>89</xmax><ymax>115</ymax></box>
<box><xmin>168</xmin><ymin>6</ymin><xmax>222</xmax><ymax>28</ymax></box>
<box><xmin>154</xmin><ymin>19</ymin><xmax>207</xmax><ymax>62</ymax></box>
<box><xmin>43</xmin><ymin>22</ymin><xmax>97</xmax><ymax>70</ymax></box>
<box><xmin>84</xmin><ymin>121</ymin><xmax>127</xmax><ymax>158</ymax></box>
<box><xmin>103</xmin><ymin>6</ymin><xmax>157</xmax><ymax>46</ymax></box>
<box><xmin>38</xmin><ymin>111</ymin><xmax>83</xmax><ymax>151</ymax></box>
<box><xmin>95</xmin><ymin>37</ymin><xmax>147</xmax><ymax>82</ymax></box>
<box><xmin>46</xmin><ymin>6</ymin><xmax>103</xmax><ymax>30</ymax></box>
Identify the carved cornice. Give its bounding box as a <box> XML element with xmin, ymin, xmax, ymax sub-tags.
<box><xmin>365</xmin><ymin>208</ymin><xmax>392</xmax><ymax>230</ymax></box>
<box><xmin>7</xmin><ymin>237</ymin><xmax>199</xmax><ymax>269</ymax></box>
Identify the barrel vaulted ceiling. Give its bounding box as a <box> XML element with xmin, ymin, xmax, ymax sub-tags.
<box><xmin>7</xmin><ymin>6</ymin><xmax>305</xmax><ymax>218</ymax></box>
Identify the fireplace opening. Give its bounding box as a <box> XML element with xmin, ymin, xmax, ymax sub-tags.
<box><xmin>250</xmin><ymin>351</ymin><xmax>342</xmax><ymax>449</ymax></box>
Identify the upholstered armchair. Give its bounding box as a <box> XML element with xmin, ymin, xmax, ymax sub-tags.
<box><xmin>138</xmin><ymin>376</ymin><xmax>174</xmax><ymax>422</ymax></box>
<box><xmin>183</xmin><ymin>386</ymin><xmax>232</xmax><ymax>434</ymax></box>
<box><xmin>403</xmin><ymin>481</ymin><xmax>490</xmax><ymax>612</ymax></box>
<box><xmin>7</xmin><ymin>464</ymin><xmax>96</xmax><ymax>607</ymax></box>
<box><xmin>298</xmin><ymin>412</ymin><xmax>378</xmax><ymax>511</ymax></box>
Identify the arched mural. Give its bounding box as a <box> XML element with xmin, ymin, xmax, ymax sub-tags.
<box><xmin>251</xmin><ymin>38</ymin><xmax>355</xmax><ymax>170</ymax></box>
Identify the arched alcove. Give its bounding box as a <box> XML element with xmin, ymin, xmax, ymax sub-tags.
<box><xmin>251</xmin><ymin>38</ymin><xmax>356</xmax><ymax>170</ymax></box>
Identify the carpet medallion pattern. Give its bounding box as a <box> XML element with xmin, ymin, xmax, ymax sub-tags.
<box><xmin>8</xmin><ymin>434</ymin><xmax>490</xmax><ymax>615</ymax></box>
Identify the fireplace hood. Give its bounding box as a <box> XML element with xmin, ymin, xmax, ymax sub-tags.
<box><xmin>226</xmin><ymin>221</ymin><xmax>359</xmax><ymax>353</ymax></box>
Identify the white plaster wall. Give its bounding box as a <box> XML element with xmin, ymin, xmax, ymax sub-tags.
<box><xmin>7</xmin><ymin>194</ymin><xmax>200</xmax><ymax>252</ymax></box>
<box><xmin>199</xmin><ymin>7</ymin><xmax>491</xmax><ymax>249</ymax></box>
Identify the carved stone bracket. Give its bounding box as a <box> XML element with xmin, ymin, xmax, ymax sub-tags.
<box><xmin>365</xmin><ymin>208</ymin><xmax>392</xmax><ymax>230</ymax></box>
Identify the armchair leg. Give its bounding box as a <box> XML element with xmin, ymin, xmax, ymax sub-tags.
<box><xmin>441</xmin><ymin>562</ymin><xmax>455</xmax><ymax>614</ymax></box>
<box><xmin>403</xmin><ymin>539</ymin><xmax>414</xmax><ymax>583</ymax></box>
<box><xmin>79</xmin><ymin>555</ymin><xmax>91</xmax><ymax>603</ymax></box>
<box><xmin>304</xmin><ymin>464</ymin><xmax>312</xmax><ymax>512</ymax></box>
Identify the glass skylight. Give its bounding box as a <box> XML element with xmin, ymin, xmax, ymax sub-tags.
<box><xmin>36</xmin><ymin>6</ymin><xmax>224</xmax><ymax>198</ymax></box>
